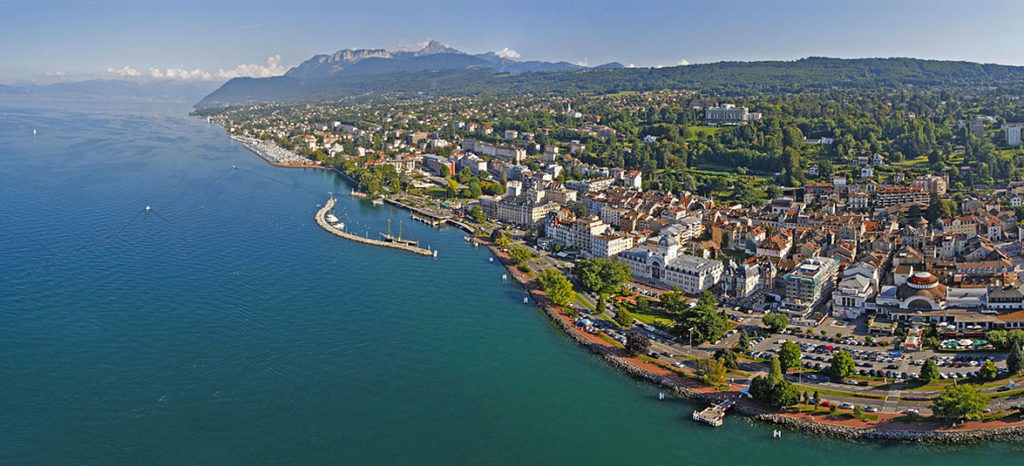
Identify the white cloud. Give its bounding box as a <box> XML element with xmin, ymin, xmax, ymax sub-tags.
<box><xmin>215</xmin><ymin>55</ymin><xmax>287</xmax><ymax>79</ymax></box>
<box><xmin>144</xmin><ymin>55</ymin><xmax>288</xmax><ymax>81</ymax></box>
<box><xmin>495</xmin><ymin>48</ymin><xmax>521</xmax><ymax>59</ymax></box>
<box><xmin>574</xmin><ymin>57</ymin><xmax>589</xmax><ymax>67</ymax></box>
<box><xmin>678</xmin><ymin>59</ymin><xmax>690</xmax><ymax>66</ymax></box>
<box><xmin>45</xmin><ymin>71</ymin><xmax>68</xmax><ymax>77</ymax></box>
<box><xmin>627</xmin><ymin>63</ymin><xmax>636</xmax><ymax>68</ymax></box>
<box><xmin>106</xmin><ymin>65</ymin><xmax>141</xmax><ymax>78</ymax></box>
<box><xmin>396</xmin><ymin>40</ymin><xmax>430</xmax><ymax>51</ymax></box>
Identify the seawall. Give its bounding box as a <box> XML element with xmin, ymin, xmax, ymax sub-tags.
<box><xmin>315</xmin><ymin>198</ymin><xmax>435</xmax><ymax>257</ymax></box>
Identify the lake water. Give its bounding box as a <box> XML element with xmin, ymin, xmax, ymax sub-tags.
<box><xmin>1</xmin><ymin>100</ymin><xmax>1021</xmax><ymax>464</ymax></box>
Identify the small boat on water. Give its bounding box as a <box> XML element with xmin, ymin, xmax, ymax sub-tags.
<box><xmin>145</xmin><ymin>205</ymin><xmax>151</xmax><ymax>211</ymax></box>
<box><xmin>326</xmin><ymin>214</ymin><xmax>340</xmax><ymax>223</ymax></box>
<box><xmin>489</xmin><ymin>257</ymin><xmax>493</xmax><ymax>263</ymax></box>
<box><xmin>372</xmin><ymin>198</ymin><xmax>384</xmax><ymax>206</ymax></box>
<box><xmin>350</xmin><ymin>190</ymin><xmax>368</xmax><ymax>198</ymax></box>
<box><xmin>523</xmin><ymin>296</ymin><xmax>529</xmax><ymax>304</ymax></box>
<box><xmin>502</xmin><ymin>273</ymin><xmax>508</xmax><ymax>281</ymax></box>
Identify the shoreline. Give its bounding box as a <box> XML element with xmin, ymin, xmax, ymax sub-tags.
<box><xmin>476</xmin><ymin>237</ymin><xmax>1024</xmax><ymax>444</ymax></box>
<box><xmin>225</xmin><ymin>130</ymin><xmax>1024</xmax><ymax>444</ymax></box>
<box><xmin>230</xmin><ymin>134</ymin><xmax>327</xmax><ymax>170</ymax></box>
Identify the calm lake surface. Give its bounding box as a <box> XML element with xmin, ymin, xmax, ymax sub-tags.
<box><xmin>1</xmin><ymin>100</ymin><xmax>1021</xmax><ymax>464</ymax></box>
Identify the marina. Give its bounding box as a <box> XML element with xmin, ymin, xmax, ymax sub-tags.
<box><xmin>315</xmin><ymin>198</ymin><xmax>435</xmax><ymax>257</ymax></box>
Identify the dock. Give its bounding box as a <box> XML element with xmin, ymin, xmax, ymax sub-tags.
<box><xmin>315</xmin><ymin>198</ymin><xmax>435</xmax><ymax>257</ymax></box>
<box><xmin>692</xmin><ymin>399</ymin><xmax>735</xmax><ymax>427</ymax></box>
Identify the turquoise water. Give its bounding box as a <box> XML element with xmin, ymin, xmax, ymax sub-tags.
<box><xmin>1</xmin><ymin>101</ymin><xmax>1021</xmax><ymax>464</ymax></box>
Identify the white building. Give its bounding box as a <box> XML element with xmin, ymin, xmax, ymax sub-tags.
<box><xmin>618</xmin><ymin>235</ymin><xmax>724</xmax><ymax>294</ymax></box>
<box><xmin>705</xmin><ymin>104</ymin><xmax>762</xmax><ymax>125</ymax></box>
<box><xmin>1004</xmin><ymin>123</ymin><xmax>1024</xmax><ymax>146</ymax></box>
<box><xmin>590</xmin><ymin>234</ymin><xmax>634</xmax><ymax>258</ymax></box>
<box><xmin>783</xmin><ymin>256</ymin><xmax>839</xmax><ymax>317</ymax></box>
<box><xmin>831</xmin><ymin>263</ymin><xmax>879</xmax><ymax>319</ymax></box>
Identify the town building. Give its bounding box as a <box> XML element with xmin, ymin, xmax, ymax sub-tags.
<box><xmin>912</xmin><ymin>174</ymin><xmax>948</xmax><ymax>195</ymax></box>
<box><xmin>782</xmin><ymin>256</ymin><xmax>839</xmax><ymax>317</ymax></box>
<box><xmin>618</xmin><ymin>235</ymin><xmax>724</xmax><ymax>294</ymax></box>
<box><xmin>876</xmin><ymin>186</ymin><xmax>929</xmax><ymax>207</ymax></box>
<box><xmin>705</xmin><ymin>104</ymin><xmax>762</xmax><ymax>125</ymax></box>
<box><xmin>831</xmin><ymin>262</ymin><xmax>879</xmax><ymax>319</ymax></box>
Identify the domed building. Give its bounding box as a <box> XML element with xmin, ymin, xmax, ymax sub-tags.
<box><xmin>895</xmin><ymin>271</ymin><xmax>947</xmax><ymax>311</ymax></box>
<box><xmin>876</xmin><ymin>269</ymin><xmax>991</xmax><ymax>328</ymax></box>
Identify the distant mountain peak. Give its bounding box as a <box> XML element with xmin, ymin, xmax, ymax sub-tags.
<box><xmin>282</xmin><ymin>40</ymin><xmax>606</xmax><ymax>80</ymax></box>
<box><xmin>414</xmin><ymin>40</ymin><xmax>461</xmax><ymax>56</ymax></box>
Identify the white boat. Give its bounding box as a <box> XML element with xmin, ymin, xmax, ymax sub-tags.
<box><xmin>489</xmin><ymin>257</ymin><xmax>494</xmax><ymax>263</ymax></box>
<box><xmin>326</xmin><ymin>214</ymin><xmax>340</xmax><ymax>223</ymax></box>
<box><xmin>523</xmin><ymin>296</ymin><xmax>529</xmax><ymax>304</ymax></box>
<box><xmin>145</xmin><ymin>206</ymin><xmax>151</xmax><ymax>211</ymax></box>
<box><xmin>33</xmin><ymin>128</ymin><xmax>37</xmax><ymax>135</ymax></box>
<box><xmin>502</xmin><ymin>274</ymin><xmax>508</xmax><ymax>281</ymax></box>
<box><xmin>372</xmin><ymin>198</ymin><xmax>384</xmax><ymax>206</ymax></box>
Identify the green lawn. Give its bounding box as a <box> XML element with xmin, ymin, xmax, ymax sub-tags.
<box><xmin>685</xmin><ymin>126</ymin><xmax>726</xmax><ymax>141</ymax></box>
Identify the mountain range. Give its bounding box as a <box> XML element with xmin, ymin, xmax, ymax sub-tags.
<box><xmin>194</xmin><ymin>48</ymin><xmax>1024</xmax><ymax>109</ymax></box>
<box><xmin>283</xmin><ymin>40</ymin><xmax>619</xmax><ymax>79</ymax></box>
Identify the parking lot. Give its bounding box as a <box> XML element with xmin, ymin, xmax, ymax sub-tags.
<box><xmin>748</xmin><ymin>331</ymin><xmax>1010</xmax><ymax>383</ymax></box>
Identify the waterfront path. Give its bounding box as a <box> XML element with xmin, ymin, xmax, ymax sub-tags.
<box><xmin>315</xmin><ymin>198</ymin><xmax>435</xmax><ymax>257</ymax></box>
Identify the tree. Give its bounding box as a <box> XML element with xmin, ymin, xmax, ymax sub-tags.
<box><xmin>920</xmin><ymin>358</ymin><xmax>940</xmax><ymax>381</ymax></box>
<box><xmin>736</xmin><ymin>331</ymin><xmax>751</xmax><ymax>353</ymax></box>
<box><xmin>828</xmin><ymin>350</ymin><xmax>855</xmax><ymax>380</ymax></box>
<box><xmin>697</xmin><ymin>357</ymin><xmax>728</xmax><ymax>386</ymax></box>
<box><xmin>985</xmin><ymin>330</ymin><xmax>1008</xmax><ymax>349</ymax></box>
<box><xmin>537</xmin><ymin>269</ymin><xmax>575</xmax><ymax>307</ymax></box>
<box><xmin>930</xmin><ymin>384</ymin><xmax>989</xmax><ymax>421</ymax></box>
<box><xmin>572</xmin><ymin>258</ymin><xmax>632</xmax><ymax>294</ymax></box>
<box><xmin>853</xmin><ymin>404</ymin><xmax>864</xmax><ymax>417</ymax></box>
<box><xmin>625</xmin><ymin>330</ymin><xmax>651</xmax><ymax>355</ymax></box>
<box><xmin>762</xmin><ymin>312</ymin><xmax>790</xmax><ymax>333</ymax></box>
<box><xmin>778</xmin><ymin>341</ymin><xmax>801</xmax><ymax>372</ymax></box>
<box><xmin>595</xmin><ymin>293</ymin><xmax>607</xmax><ymax>315</ymax></box>
<box><xmin>468</xmin><ymin>180</ymin><xmax>483</xmax><ymax>198</ymax></box>
<box><xmin>439</xmin><ymin>165</ymin><xmax>450</xmax><ymax>178</ymax></box>
<box><xmin>714</xmin><ymin>348</ymin><xmax>739</xmax><ymax>370</ymax></box>
<box><xmin>1008</xmin><ymin>342</ymin><xmax>1024</xmax><ymax>375</ymax></box>
<box><xmin>470</xmin><ymin>205</ymin><xmax>487</xmax><ymax>223</ymax></box>
<box><xmin>494</xmin><ymin>235</ymin><xmax>511</xmax><ymax>250</ymax></box>
<box><xmin>446</xmin><ymin>178</ymin><xmax>459</xmax><ymax>198</ymax></box>
<box><xmin>979</xmin><ymin>359</ymin><xmax>998</xmax><ymax>381</ymax></box>
<box><xmin>1009</xmin><ymin>329</ymin><xmax>1024</xmax><ymax>349</ymax></box>
<box><xmin>508</xmin><ymin>243</ymin><xmax>532</xmax><ymax>267</ymax></box>
<box><xmin>613</xmin><ymin>306</ymin><xmax>633</xmax><ymax>328</ymax></box>
<box><xmin>677</xmin><ymin>291</ymin><xmax>728</xmax><ymax>344</ymax></box>
<box><xmin>659</xmin><ymin>288</ymin><xmax>686</xmax><ymax>314</ymax></box>
<box><xmin>750</xmin><ymin>358</ymin><xmax>800</xmax><ymax>407</ymax></box>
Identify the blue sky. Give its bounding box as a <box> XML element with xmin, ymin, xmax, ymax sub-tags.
<box><xmin>3</xmin><ymin>0</ymin><xmax>1024</xmax><ymax>84</ymax></box>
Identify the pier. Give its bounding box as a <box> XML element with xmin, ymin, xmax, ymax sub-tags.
<box><xmin>315</xmin><ymin>198</ymin><xmax>435</xmax><ymax>257</ymax></box>
<box><xmin>692</xmin><ymin>399</ymin><xmax>736</xmax><ymax>427</ymax></box>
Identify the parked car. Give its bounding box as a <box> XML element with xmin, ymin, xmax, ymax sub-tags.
<box><xmin>864</xmin><ymin>406</ymin><xmax>879</xmax><ymax>413</ymax></box>
<box><xmin>840</xmin><ymin>403</ymin><xmax>854</xmax><ymax>410</ymax></box>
